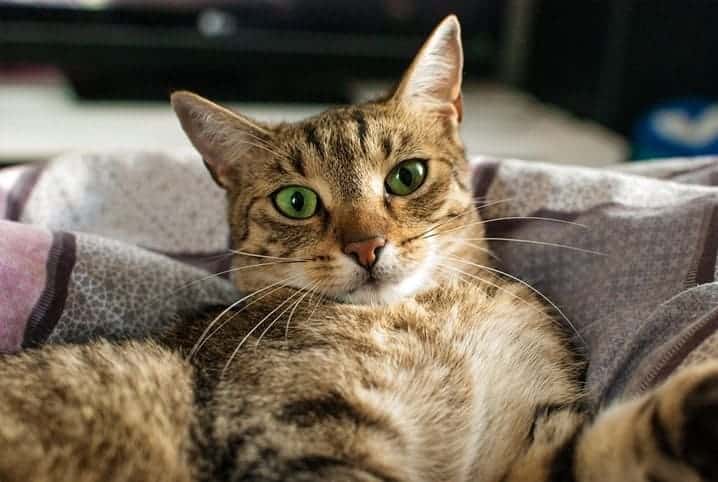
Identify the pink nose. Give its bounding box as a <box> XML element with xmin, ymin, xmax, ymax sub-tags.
<box><xmin>343</xmin><ymin>237</ymin><xmax>386</xmax><ymax>269</ymax></box>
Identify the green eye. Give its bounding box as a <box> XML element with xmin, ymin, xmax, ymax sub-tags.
<box><xmin>273</xmin><ymin>186</ymin><xmax>319</xmax><ymax>219</ymax></box>
<box><xmin>385</xmin><ymin>159</ymin><xmax>427</xmax><ymax>196</ymax></box>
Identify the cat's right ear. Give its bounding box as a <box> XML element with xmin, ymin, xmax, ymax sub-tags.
<box><xmin>171</xmin><ymin>91</ymin><xmax>270</xmax><ymax>188</ymax></box>
<box><xmin>392</xmin><ymin>15</ymin><xmax>464</xmax><ymax>123</ymax></box>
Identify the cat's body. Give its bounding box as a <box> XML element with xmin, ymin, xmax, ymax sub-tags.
<box><xmin>0</xmin><ymin>279</ymin><xmax>580</xmax><ymax>482</ymax></box>
<box><xmin>1</xmin><ymin>15</ymin><xmax>718</xmax><ymax>482</ymax></box>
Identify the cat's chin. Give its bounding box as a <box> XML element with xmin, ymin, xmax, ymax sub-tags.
<box><xmin>337</xmin><ymin>264</ymin><xmax>437</xmax><ymax>306</ymax></box>
<box><xmin>339</xmin><ymin>283</ymin><xmax>403</xmax><ymax>305</ymax></box>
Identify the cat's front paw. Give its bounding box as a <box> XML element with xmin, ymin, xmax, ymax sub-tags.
<box><xmin>676</xmin><ymin>364</ymin><xmax>718</xmax><ymax>480</ymax></box>
<box><xmin>654</xmin><ymin>361</ymin><xmax>718</xmax><ymax>481</ymax></box>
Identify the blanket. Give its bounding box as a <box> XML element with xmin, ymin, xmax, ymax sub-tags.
<box><xmin>1</xmin><ymin>150</ymin><xmax>718</xmax><ymax>405</ymax></box>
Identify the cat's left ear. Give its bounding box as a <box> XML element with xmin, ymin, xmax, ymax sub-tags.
<box><xmin>171</xmin><ymin>90</ymin><xmax>271</xmax><ymax>189</ymax></box>
<box><xmin>392</xmin><ymin>15</ymin><xmax>464</xmax><ymax>123</ymax></box>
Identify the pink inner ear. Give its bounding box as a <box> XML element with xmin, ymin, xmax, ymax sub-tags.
<box><xmin>202</xmin><ymin>157</ymin><xmax>226</xmax><ymax>187</ymax></box>
<box><xmin>430</xmin><ymin>98</ymin><xmax>462</xmax><ymax>124</ymax></box>
<box><xmin>454</xmin><ymin>93</ymin><xmax>463</xmax><ymax>123</ymax></box>
<box><xmin>392</xmin><ymin>16</ymin><xmax>463</xmax><ymax>121</ymax></box>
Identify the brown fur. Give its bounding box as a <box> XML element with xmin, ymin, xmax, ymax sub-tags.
<box><xmin>1</xmin><ymin>15</ymin><xmax>718</xmax><ymax>482</ymax></box>
<box><xmin>221</xmin><ymin>99</ymin><xmax>477</xmax><ymax>300</ymax></box>
<box><xmin>0</xmin><ymin>342</ymin><xmax>195</xmax><ymax>482</ymax></box>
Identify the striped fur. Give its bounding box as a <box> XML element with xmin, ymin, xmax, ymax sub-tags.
<box><xmin>1</xmin><ymin>15</ymin><xmax>718</xmax><ymax>482</ymax></box>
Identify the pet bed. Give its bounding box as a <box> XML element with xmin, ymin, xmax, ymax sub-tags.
<box><xmin>1</xmin><ymin>150</ymin><xmax>717</xmax><ymax>405</ymax></box>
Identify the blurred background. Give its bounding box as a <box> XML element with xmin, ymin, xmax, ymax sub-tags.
<box><xmin>2</xmin><ymin>0</ymin><xmax>718</xmax><ymax>166</ymax></box>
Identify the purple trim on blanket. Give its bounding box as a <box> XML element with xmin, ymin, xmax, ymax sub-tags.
<box><xmin>472</xmin><ymin>160</ymin><xmax>499</xmax><ymax>200</ymax></box>
<box><xmin>23</xmin><ymin>232</ymin><xmax>76</xmax><ymax>348</ymax></box>
<box><xmin>5</xmin><ymin>165</ymin><xmax>43</xmax><ymax>220</ymax></box>
<box><xmin>0</xmin><ymin>186</ymin><xmax>6</xmax><ymax>220</ymax></box>
<box><xmin>695</xmin><ymin>205</ymin><xmax>718</xmax><ymax>285</ymax></box>
<box><xmin>0</xmin><ymin>221</ymin><xmax>52</xmax><ymax>353</ymax></box>
<box><xmin>639</xmin><ymin>307</ymin><xmax>718</xmax><ymax>393</ymax></box>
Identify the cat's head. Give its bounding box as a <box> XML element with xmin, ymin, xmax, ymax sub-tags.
<box><xmin>172</xmin><ymin>15</ymin><xmax>486</xmax><ymax>304</ymax></box>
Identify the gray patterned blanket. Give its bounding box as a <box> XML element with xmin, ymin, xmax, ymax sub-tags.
<box><xmin>1</xmin><ymin>150</ymin><xmax>717</xmax><ymax>405</ymax></box>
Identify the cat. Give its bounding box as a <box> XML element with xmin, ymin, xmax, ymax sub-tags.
<box><xmin>1</xmin><ymin>15</ymin><xmax>717</xmax><ymax>482</ymax></box>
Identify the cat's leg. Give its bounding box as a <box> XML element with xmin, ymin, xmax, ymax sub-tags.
<box><xmin>500</xmin><ymin>402</ymin><xmax>588</xmax><ymax>482</ymax></box>
<box><xmin>574</xmin><ymin>361</ymin><xmax>718</xmax><ymax>482</ymax></box>
<box><xmin>506</xmin><ymin>361</ymin><xmax>718</xmax><ymax>482</ymax></box>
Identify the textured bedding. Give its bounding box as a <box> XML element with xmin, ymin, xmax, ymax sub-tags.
<box><xmin>1</xmin><ymin>150</ymin><xmax>717</xmax><ymax>405</ymax></box>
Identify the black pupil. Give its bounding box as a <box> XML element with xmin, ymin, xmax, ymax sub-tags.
<box><xmin>398</xmin><ymin>166</ymin><xmax>414</xmax><ymax>186</ymax></box>
<box><xmin>290</xmin><ymin>191</ymin><xmax>305</xmax><ymax>211</ymax></box>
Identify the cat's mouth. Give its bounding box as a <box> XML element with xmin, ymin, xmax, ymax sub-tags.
<box><xmin>341</xmin><ymin>280</ymin><xmax>391</xmax><ymax>304</ymax></box>
<box><xmin>337</xmin><ymin>258</ymin><xmax>436</xmax><ymax>305</ymax></box>
<box><xmin>345</xmin><ymin>273</ymin><xmax>383</xmax><ymax>294</ymax></box>
<box><xmin>333</xmin><ymin>267</ymin><xmax>401</xmax><ymax>304</ymax></box>
<box><xmin>327</xmin><ymin>241</ymin><xmax>440</xmax><ymax>304</ymax></box>
<box><xmin>365</xmin><ymin>274</ymin><xmax>381</xmax><ymax>285</ymax></box>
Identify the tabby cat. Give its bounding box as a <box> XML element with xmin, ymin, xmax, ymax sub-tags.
<box><xmin>1</xmin><ymin>16</ymin><xmax>717</xmax><ymax>482</ymax></box>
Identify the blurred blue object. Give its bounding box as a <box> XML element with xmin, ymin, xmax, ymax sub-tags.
<box><xmin>633</xmin><ymin>98</ymin><xmax>718</xmax><ymax>160</ymax></box>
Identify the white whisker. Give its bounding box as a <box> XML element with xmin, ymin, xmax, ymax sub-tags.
<box><xmin>188</xmin><ymin>274</ymin><xmax>301</xmax><ymax>359</ymax></box>
<box><xmin>480</xmin><ymin>216</ymin><xmax>587</xmax><ymax>228</ymax></box>
<box><xmin>436</xmin><ymin>264</ymin><xmax>564</xmax><ymax>338</ymax></box>
<box><xmin>196</xmin><ymin>276</ymin><xmax>303</xmax><ymax>355</ymax></box>
<box><xmin>424</xmin><ymin>216</ymin><xmax>587</xmax><ymax>240</ymax></box>
<box><xmin>471</xmin><ymin>197</ymin><xmax>516</xmax><ymax>211</ymax></box>
<box><xmin>285</xmin><ymin>281</ymin><xmax>324</xmax><ymax>342</ymax></box>
<box><xmin>304</xmin><ymin>283</ymin><xmax>326</xmax><ymax>324</ymax></box>
<box><xmin>256</xmin><ymin>280</ymin><xmax>320</xmax><ymax>348</ymax></box>
<box><xmin>404</xmin><ymin>198</ymin><xmax>515</xmax><ymax>247</ymax></box>
<box><xmin>446</xmin><ymin>255</ymin><xmax>585</xmax><ymax>346</ymax></box>
<box><xmin>162</xmin><ymin>261</ymin><xmax>301</xmax><ymax>303</ymax></box>
<box><xmin>221</xmin><ymin>285</ymin><xmax>309</xmax><ymax>376</ymax></box>
<box><xmin>466</xmin><ymin>237</ymin><xmax>606</xmax><ymax>256</ymax></box>
<box><xmin>230</xmin><ymin>249</ymin><xmax>313</xmax><ymax>262</ymax></box>
<box><xmin>435</xmin><ymin>264</ymin><xmax>549</xmax><ymax>322</ymax></box>
<box><xmin>235</xmin><ymin>138</ymin><xmax>295</xmax><ymax>165</ymax></box>
<box><xmin>404</xmin><ymin>206</ymin><xmax>476</xmax><ymax>246</ymax></box>
<box><xmin>453</xmin><ymin>239</ymin><xmax>500</xmax><ymax>262</ymax></box>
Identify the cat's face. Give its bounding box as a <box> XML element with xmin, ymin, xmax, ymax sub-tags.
<box><xmin>172</xmin><ymin>16</ymin><xmax>486</xmax><ymax>304</ymax></box>
<box><xmin>227</xmin><ymin>102</ymin><xmax>477</xmax><ymax>304</ymax></box>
